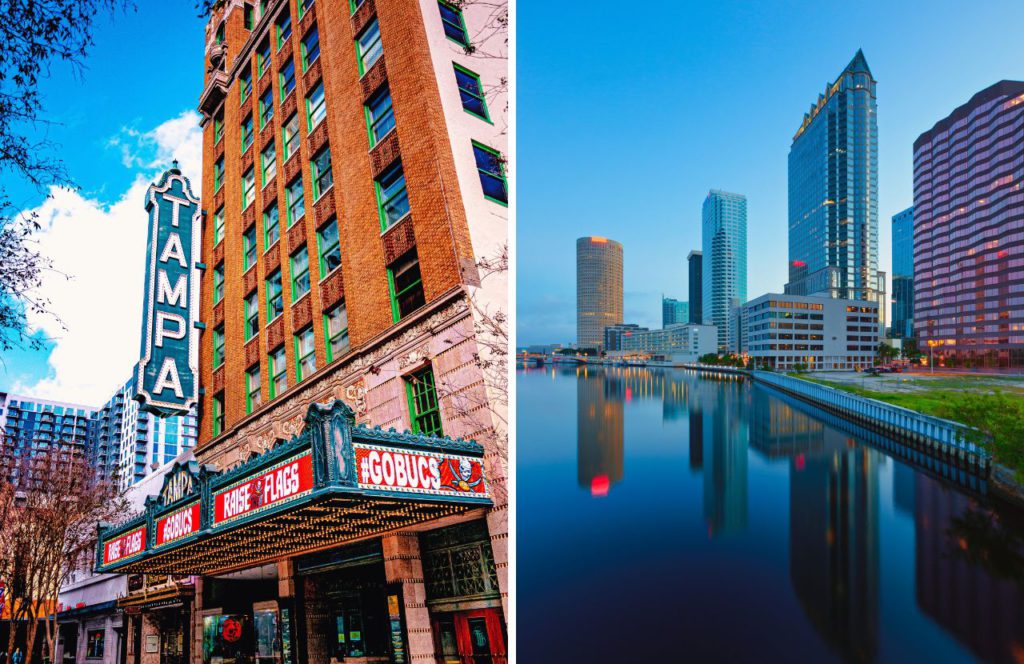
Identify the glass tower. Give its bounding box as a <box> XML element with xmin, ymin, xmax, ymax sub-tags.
<box><xmin>701</xmin><ymin>190</ymin><xmax>747</xmax><ymax>352</ymax></box>
<box><xmin>891</xmin><ymin>207</ymin><xmax>914</xmax><ymax>339</ymax></box>
<box><xmin>787</xmin><ymin>50</ymin><xmax>879</xmax><ymax>302</ymax></box>
<box><xmin>576</xmin><ymin>237</ymin><xmax>624</xmax><ymax>349</ymax></box>
<box><xmin>688</xmin><ymin>250</ymin><xmax>703</xmax><ymax>324</ymax></box>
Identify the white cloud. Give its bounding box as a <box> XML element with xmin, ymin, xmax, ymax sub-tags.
<box><xmin>12</xmin><ymin>111</ymin><xmax>203</xmax><ymax>406</ymax></box>
<box><xmin>106</xmin><ymin>110</ymin><xmax>202</xmax><ymax>185</ymax></box>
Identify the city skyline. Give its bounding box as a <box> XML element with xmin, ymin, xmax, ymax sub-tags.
<box><xmin>518</xmin><ymin>0</ymin><xmax>1024</xmax><ymax>345</ymax></box>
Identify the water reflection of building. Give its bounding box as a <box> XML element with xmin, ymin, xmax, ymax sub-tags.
<box><xmin>790</xmin><ymin>439</ymin><xmax>880</xmax><ymax>663</ymax></box>
<box><xmin>703</xmin><ymin>383</ymin><xmax>748</xmax><ymax>536</ymax></box>
<box><xmin>914</xmin><ymin>474</ymin><xmax>1024</xmax><ymax>662</ymax></box>
<box><xmin>892</xmin><ymin>461</ymin><xmax>915</xmax><ymax>517</ymax></box>
<box><xmin>577</xmin><ymin>369</ymin><xmax>625</xmax><ymax>496</ymax></box>
<box><xmin>748</xmin><ymin>394</ymin><xmax>824</xmax><ymax>459</ymax></box>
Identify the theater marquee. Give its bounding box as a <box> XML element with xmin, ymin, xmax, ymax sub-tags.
<box><xmin>135</xmin><ymin>164</ymin><xmax>201</xmax><ymax>416</ymax></box>
<box><xmin>95</xmin><ymin>401</ymin><xmax>492</xmax><ymax>576</ymax></box>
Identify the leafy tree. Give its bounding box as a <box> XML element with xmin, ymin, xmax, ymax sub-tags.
<box><xmin>0</xmin><ymin>440</ymin><xmax>130</xmax><ymax>664</ymax></box>
<box><xmin>0</xmin><ymin>0</ymin><xmax>132</xmax><ymax>353</ymax></box>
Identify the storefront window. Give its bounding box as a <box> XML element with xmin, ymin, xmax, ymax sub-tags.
<box><xmin>253</xmin><ymin>608</ymin><xmax>280</xmax><ymax>664</ymax></box>
<box><xmin>202</xmin><ymin>614</ymin><xmax>250</xmax><ymax>664</ymax></box>
<box><xmin>86</xmin><ymin>629</ymin><xmax>105</xmax><ymax>658</ymax></box>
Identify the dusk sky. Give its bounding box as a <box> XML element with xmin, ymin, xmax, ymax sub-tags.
<box><xmin>517</xmin><ymin>0</ymin><xmax>1024</xmax><ymax>346</ymax></box>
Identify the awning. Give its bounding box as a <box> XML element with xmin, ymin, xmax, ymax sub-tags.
<box><xmin>96</xmin><ymin>401</ymin><xmax>491</xmax><ymax>576</ymax></box>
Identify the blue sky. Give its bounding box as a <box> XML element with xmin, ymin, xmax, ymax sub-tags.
<box><xmin>517</xmin><ymin>0</ymin><xmax>1024</xmax><ymax>345</ymax></box>
<box><xmin>1</xmin><ymin>4</ymin><xmax>206</xmax><ymax>402</ymax></box>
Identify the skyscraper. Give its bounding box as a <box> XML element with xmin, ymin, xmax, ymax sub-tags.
<box><xmin>662</xmin><ymin>296</ymin><xmax>688</xmax><ymax>327</ymax></box>
<box><xmin>788</xmin><ymin>50</ymin><xmax>879</xmax><ymax>302</ymax></box>
<box><xmin>0</xmin><ymin>393</ymin><xmax>95</xmax><ymax>482</ymax></box>
<box><xmin>891</xmin><ymin>207</ymin><xmax>914</xmax><ymax>339</ymax></box>
<box><xmin>701</xmin><ymin>190</ymin><xmax>747</xmax><ymax>351</ymax></box>
<box><xmin>688</xmin><ymin>250</ymin><xmax>703</xmax><ymax>324</ymax></box>
<box><xmin>913</xmin><ymin>81</ymin><xmax>1024</xmax><ymax>368</ymax></box>
<box><xmin>577</xmin><ymin>236</ymin><xmax>623</xmax><ymax>348</ymax></box>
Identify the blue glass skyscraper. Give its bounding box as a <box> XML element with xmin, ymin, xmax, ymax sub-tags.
<box><xmin>891</xmin><ymin>207</ymin><xmax>914</xmax><ymax>339</ymax></box>
<box><xmin>787</xmin><ymin>50</ymin><xmax>879</xmax><ymax>302</ymax></box>
<box><xmin>702</xmin><ymin>190</ymin><xmax>747</xmax><ymax>351</ymax></box>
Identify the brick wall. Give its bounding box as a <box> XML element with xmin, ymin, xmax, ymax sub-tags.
<box><xmin>197</xmin><ymin>0</ymin><xmax>484</xmax><ymax>446</ymax></box>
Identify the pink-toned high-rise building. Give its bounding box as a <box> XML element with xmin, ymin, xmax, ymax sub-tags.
<box><xmin>912</xmin><ymin>80</ymin><xmax>1024</xmax><ymax>368</ymax></box>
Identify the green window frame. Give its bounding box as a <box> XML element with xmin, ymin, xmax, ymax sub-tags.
<box><xmin>387</xmin><ymin>249</ymin><xmax>425</xmax><ymax>322</ymax></box>
<box><xmin>213</xmin><ymin>207</ymin><xmax>225</xmax><ymax>245</ymax></box>
<box><xmin>438</xmin><ymin>2</ymin><xmax>470</xmax><ymax>47</ymax></box>
<box><xmin>266</xmin><ymin>269</ymin><xmax>284</xmax><ymax>321</ymax></box>
<box><xmin>355</xmin><ymin>18</ymin><xmax>383</xmax><ymax>75</ymax></box>
<box><xmin>245</xmin><ymin>364</ymin><xmax>262</xmax><ymax>414</ymax></box>
<box><xmin>212</xmin><ymin>326</ymin><xmax>225</xmax><ymax>369</ymax></box>
<box><xmin>311</xmin><ymin>147</ymin><xmax>333</xmax><ymax>199</ymax></box>
<box><xmin>244</xmin><ymin>3</ymin><xmax>254</xmax><ymax>29</ymax></box>
<box><xmin>259</xmin><ymin>87</ymin><xmax>274</xmax><ymax>128</ymax></box>
<box><xmin>214</xmin><ymin>157</ymin><xmax>224</xmax><ymax>192</ymax></box>
<box><xmin>242</xmin><ymin>167</ymin><xmax>256</xmax><ymax>209</ymax></box>
<box><xmin>472</xmin><ymin>141</ymin><xmax>508</xmax><ymax>205</ymax></box>
<box><xmin>279</xmin><ymin>59</ymin><xmax>296</xmax><ymax>98</ymax></box>
<box><xmin>283</xmin><ymin>113</ymin><xmax>300</xmax><ymax>160</ymax></box>
<box><xmin>240</xmin><ymin>65</ymin><xmax>253</xmax><ymax>101</ymax></box>
<box><xmin>406</xmin><ymin>365</ymin><xmax>442</xmax><ymax>436</ymax></box>
<box><xmin>453</xmin><ymin>64</ymin><xmax>490</xmax><ymax>122</ymax></box>
<box><xmin>275</xmin><ymin>11</ymin><xmax>292</xmax><ymax>50</ymax></box>
<box><xmin>375</xmin><ymin>162</ymin><xmax>410</xmax><ymax>230</ymax></box>
<box><xmin>212</xmin><ymin>392</ymin><xmax>225</xmax><ymax>436</ymax></box>
<box><xmin>264</xmin><ymin>203</ymin><xmax>280</xmax><ymax>247</ymax></box>
<box><xmin>261</xmin><ymin>141</ymin><xmax>277</xmax><ymax>186</ymax></box>
<box><xmin>364</xmin><ymin>85</ymin><xmax>395</xmax><ymax>147</ymax></box>
<box><xmin>290</xmin><ymin>245</ymin><xmax>310</xmax><ymax>301</ymax></box>
<box><xmin>306</xmin><ymin>81</ymin><xmax>327</xmax><ymax>131</ymax></box>
<box><xmin>286</xmin><ymin>177</ymin><xmax>305</xmax><ymax>226</ymax></box>
<box><xmin>324</xmin><ymin>303</ymin><xmax>349</xmax><ymax>363</ymax></box>
<box><xmin>243</xmin><ymin>226</ymin><xmax>257</xmax><ymax>270</ymax></box>
<box><xmin>293</xmin><ymin>326</ymin><xmax>316</xmax><ymax>382</ymax></box>
<box><xmin>244</xmin><ymin>289</ymin><xmax>260</xmax><ymax>340</ymax></box>
<box><xmin>212</xmin><ymin>262</ymin><xmax>225</xmax><ymax>303</ymax></box>
<box><xmin>317</xmin><ymin>217</ymin><xmax>341</xmax><ymax>276</ymax></box>
<box><xmin>301</xmin><ymin>26</ymin><xmax>320</xmax><ymax>71</ymax></box>
<box><xmin>215</xmin><ymin>22</ymin><xmax>225</xmax><ymax>45</ymax></box>
<box><xmin>349</xmin><ymin>0</ymin><xmax>366</xmax><ymax>14</ymax></box>
<box><xmin>268</xmin><ymin>346</ymin><xmax>287</xmax><ymax>398</ymax></box>
<box><xmin>241</xmin><ymin>115</ymin><xmax>254</xmax><ymax>151</ymax></box>
<box><xmin>297</xmin><ymin>0</ymin><xmax>314</xmax><ymax>19</ymax></box>
<box><xmin>214</xmin><ymin>113</ymin><xmax>224</xmax><ymax>143</ymax></box>
<box><xmin>257</xmin><ymin>37</ymin><xmax>272</xmax><ymax>77</ymax></box>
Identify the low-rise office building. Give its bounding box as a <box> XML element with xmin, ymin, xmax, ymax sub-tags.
<box><xmin>740</xmin><ymin>294</ymin><xmax>878</xmax><ymax>370</ymax></box>
<box><xmin>603</xmin><ymin>323</ymin><xmax>648</xmax><ymax>352</ymax></box>
<box><xmin>620</xmin><ymin>324</ymin><xmax>718</xmax><ymax>362</ymax></box>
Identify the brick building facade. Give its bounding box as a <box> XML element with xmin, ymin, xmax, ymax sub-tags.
<box><xmin>103</xmin><ymin>0</ymin><xmax>508</xmax><ymax>662</ymax></box>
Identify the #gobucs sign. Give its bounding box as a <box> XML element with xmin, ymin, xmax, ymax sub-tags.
<box><xmin>135</xmin><ymin>165</ymin><xmax>201</xmax><ymax>416</ymax></box>
<box><xmin>155</xmin><ymin>502</ymin><xmax>201</xmax><ymax>548</ymax></box>
<box><xmin>355</xmin><ymin>443</ymin><xmax>488</xmax><ymax>498</ymax></box>
<box><xmin>213</xmin><ymin>452</ymin><xmax>314</xmax><ymax>527</ymax></box>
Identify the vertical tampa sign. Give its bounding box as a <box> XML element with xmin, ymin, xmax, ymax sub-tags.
<box><xmin>135</xmin><ymin>165</ymin><xmax>201</xmax><ymax>416</ymax></box>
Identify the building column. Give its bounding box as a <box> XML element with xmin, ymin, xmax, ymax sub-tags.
<box><xmin>382</xmin><ymin>532</ymin><xmax>436</xmax><ymax>663</ymax></box>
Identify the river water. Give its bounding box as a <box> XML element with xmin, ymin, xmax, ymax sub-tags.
<box><xmin>517</xmin><ymin>365</ymin><xmax>1024</xmax><ymax>663</ymax></box>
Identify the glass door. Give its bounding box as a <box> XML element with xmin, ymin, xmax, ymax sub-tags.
<box><xmin>253</xmin><ymin>602</ymin><xmax>282</xmax><ymax>664</ymax></box>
